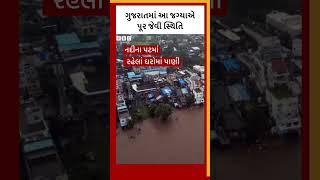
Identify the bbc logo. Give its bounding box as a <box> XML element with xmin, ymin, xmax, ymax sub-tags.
<box><xmin>116</xmin><ymin>36</ymin><xmax>132</xmax><ymax>42</ymax></box>
<box><xmin>211</xmin><ymin>0</ymin><xmax>227</xmax><ymax>16</ymax></box>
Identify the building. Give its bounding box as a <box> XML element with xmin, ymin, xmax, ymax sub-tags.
<box><xmin>193</xmin><ymin>88</ymin><xmax>204</xmax><ymax>105</ymax></box>
<box><xmin>22</xmin><ymin>138</ymin><xmax>68</xmax><ymax>180</ymax></box>
<box><xmin>267</xmin><ymin>59</ymin><xmax>290</xmax><ymax>88</ymax></box>
<box><xmin>55</xmin><ymin>33</ymin><xmax>102</xmax><ymax>62</ymax></box>
<box><xmin>20</xmin><ymin>99</ymin><xmax>68</xmax><ymax>180</ymax></box>
<box><xmin>186</xmin><ymin>74</ymin><xmax>202</xmax><ymax>91</ymax></box>
<box><xmin>266</xmin><ymin>11</ymin><xmax>302</xmax><ymax>37</ymax></box>
<box><xmin>227</xmin><ymin>84</ymin><xmax>251</xmax><ymax>102</ymax></box>
<box><xmin>237</xmin><ymin>53</ymin><xmax>267</xmax><ymax>93</ymax></box>
<box><xmin>127</xmin><ymin>71</ymin><xmax>143</xmax><ymax>81</ymax></box>
<box><xmin>242</xmin><ymin>25</ymin><xmax>280</xmax><ymax>47</ymax></box>
<box><xmin>142</xmin><ymin>67</ymin><xmax>167</xmax><ymax>77</ymax></box>
<box><xmin>19</xmin><ymin>56</ymin><xmax>43</xmax><ymax>99</ymax></box>
<box><xmin>20</xmin><ymin>99</ymin><xmax>49</xmax><ymax>141</ymax></box>
<box><xmin>217</xmin><ymin>29</ymin><xmax>241</xmax><ymax>42</ymax></box>
<box><xmin>160</xmin><ymin>86</ymin><xmax>173</xmax><ymax>97</ymax></box>
<box><xmin>193</xmin><ymin>65</ymin><xmax>205</xmax><ymax>79</ymax></box>
<box><xmin>116</xmin><ymin>95</ymin><xmax>132</xmax><ymax>128</ymax></box>
<box><xmin>266</xmin><ymin>85</ymin><xmax>301</xmax><ymax>134</ymax></box>
<box><xmin>131</xmin><ymin>82</ymin><xmax>158</xmax><ymax>96</ymax></box>
<box><xmin>72</xmin><ymin>16</ymin><xmax>109</xmax><ymax>39</ymax></box>
<box><xmin>69</xmin><ymin>70</ymin><xmax>109</xmax><ymax>116</ymax></box>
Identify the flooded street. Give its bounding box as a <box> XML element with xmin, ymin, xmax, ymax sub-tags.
<box><xmin>117</xmin><ymin>107</ymin><xmax>204</xmax><ymax>164</ymax></box>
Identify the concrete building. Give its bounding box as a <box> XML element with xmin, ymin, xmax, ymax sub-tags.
<box><xmin>72</xmin><ymin>16</ymin><xmax>109</xmax><ymax>39</ymax></box>
<box><xmin>19</xmin><ymin>56</ymin><xmax>43</xmax><ymax>99</ymax></box>
<box><xmin>20</xmin><ymin>99</ymin><xmax>68</xmax><ymax>180</ymax></box>
<box><xmin>193</xmin><ymin>65</ymin><xmax>205</xmax><ymax>79</ymax></box>
<box><xmin>242</xmin><ymin>24</ymin><xmax>280</xmax><ymax>47</ymax></box>
<box><xmin>116</xmin><ymin>95</ymin><xmax>132</xmax><ymax>128</ymax></box>
<box><xmin>266</xmin><ymin>85</ymin><xmax>301</xmax><ymax>134</ymax></box>
<box><xmin>186</xmin><ymin>74</ymin><xmax>202</xmax><ymax>91</ymax></box>
<box><xmin>142</xmin><ymin>67</ymin><xmax>167</xmax><ymax>77</ymax></box>
<box><xmin>266</xmin><ymin>11</ymin><xmax>302</xmax><ymax>37</ymax></box>
<box><xmin>20</xmin><ymin>99</ymin><xmax>49</xmax><ymax>141</ymax></box>
<box><xmin>237</xmin><ymin>53</ymin><xmax>267</xmax><ymax>93</ymax></box>
<box><xmin>69</xmin><ymin>70</ymin><xmax>109</xmax><ymax>117</ymax></box>
<box><xmin>217</xmin><ymin>29</ymin><xmax>241</xmax><ymax>42</ymax></box>
<box><xmin>267</xmin><ymin>59</ymin><xmax>290</xmax><ymax>88</ymax></box>
<box><xmin>55</xmin><ymin>33</ymin><xmax>102</xmax><ymax>62</ymax></box>
<box><xmin>193</xmin><ymin>88</ymin><xmax>204</xmax><ymax>105</ymax></box>
<box><xmin>227</xmin><ymin>84</ymin><xmax>251</xmax><ymax>102</ymax></box>
<box><xmin>22</xmin><ymin>138</ymin><xmax>68</xmax><ymax>180</ymax></box>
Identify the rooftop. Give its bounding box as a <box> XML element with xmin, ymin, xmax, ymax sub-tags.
<box><xmin>132</xmin><ymin>83</ymin><xmax>157</xmax><ymax>92</ymax></box>
<box><xmin>227</xmin><ymin>84</ymin><xmax>250</xmax><ymax>102</ymax></box>
<box><xmin>127</xmin><ymin>72</ymin><xmax>143</xmax><ymax>79</ymax></box>
<box><xmin>23</xmin><ymin>138</ymin><xmax>54</xmax><ymax>153</ymax></box>
<box><xmin>59</xmin><ymin>42</ymin><xmax>100</xmax><ymax>51</ymax></box>
<box><xmin>161</xmin><ymin>86</ymin><xmax>173</xmax><ymax>96</ymax></box>
<box><xmin>223</xmin><ymin>58</ymin><xmax>241</xmax><ymax>72</ymax></box>
<box><xmin>55</xmin><ymin>33</ymin><xmax>80</xmax><ymax>46</ymax></box>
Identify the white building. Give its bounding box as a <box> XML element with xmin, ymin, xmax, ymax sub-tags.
<box><xmin>186</xmin><ymin>74</ymin><xmax>202</xmax><ymax>91</ymax></box>
<box><xmin>218</xmin><ymin>29</ymin><xmax>241</xmax><ymax>42</ymax></box>
<box><xmin>242</xmin><ymin>25</ymin><xmax>280</xmax><ymax>47</ymax></box>
<box><xmin>193</xmin><ymin>65</ymin><xmax>205</xmax><ymax>80</ymax></box>
<box><xmin>116</xmin><ymin>95</ymin><xmax>132</xmax><ymax>128</ymax></box>
<box><xmin>193</xmin><ymin>88</ymin><xmax>204</xmax><ymax>105</ymax></box>
<box><xmin>237</xmin><ymin>53</ymin><xmax>267</xmax><ymax>93</ymax></box>
<box><xmin>266</xmin><ymin>11</ymin><xmax>302</xmax><ymax>37</ymax></box>
<box><xmin>266</xmin><ymin>86</ymin><xmax>301</xmax><ymax>134</ymax></box>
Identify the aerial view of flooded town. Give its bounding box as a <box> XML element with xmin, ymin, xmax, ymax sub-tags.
<box><xmin>19</xmin><ymin>0</ymin><xmax>304</xmax><ymax>179</ymax></box>
<box><xmin>211</xmin><ymin>0</ymin><xmax>302</xmax><ymax>180</ymax></box>
<box><xmin>116</xmin><ymin>34</ymin><xmax>205</xmax><ymax>164</ymax></box>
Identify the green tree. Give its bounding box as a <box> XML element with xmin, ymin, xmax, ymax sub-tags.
<box><xmin>154</xmin><ymin>103</ymin><xmax>173</xmax><ymax>121</ymax></box>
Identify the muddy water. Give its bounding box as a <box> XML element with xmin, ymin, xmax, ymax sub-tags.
<box><xmin>116</xmin><ymin>107</ymin><xmax>204</xmax><ymax>164</ymax></box>
<box><xmin>212</xmin><ymin>139</ymin><xmax>301</xmax><ymax>180</ymax></box>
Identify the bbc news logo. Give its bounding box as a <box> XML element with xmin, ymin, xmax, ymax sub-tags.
<box><xmin>116</xmin><ymin>35</ymin><xmax>132</xmax><ymax>42</ymax></box>
<box><xmin>211</xmin><ymin>0</ymin><xmax>227</xmax><ymax>16</ymax></box>
<box><xmin>43</xmin><ymin>0</ymin><xmax>108</xmax><ymax>16</ymax></box>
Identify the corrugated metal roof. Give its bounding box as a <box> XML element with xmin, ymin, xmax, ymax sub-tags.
<box><xmin>60</xmin><ymin>42</ymin><xmax>100</xmax><ymax>51</ymax></box>
<box><xmin>23</xmin><ymin>138</ymin><xmax>54</xmax><ymax>153</ymax></box>
<box><xmin>55</xmin><ymin>33</ymin><xmax>80</xmax><ymax>46</ymax></box>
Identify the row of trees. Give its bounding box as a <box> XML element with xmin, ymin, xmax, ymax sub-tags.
<box><xmin>131</xmin><ymin>103</ymin><xmax>173</xmax><ymax>123</ymax></box>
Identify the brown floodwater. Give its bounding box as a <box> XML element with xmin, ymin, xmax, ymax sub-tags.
<box><xmin>116</xmin><ymin>106</ymin><xmax>205</xmax><ymax>164</ymax></box>
<box><xmin>212</xmin><ymin>138</ymin><xmax>301</xmax><ymax>180</ymax></box>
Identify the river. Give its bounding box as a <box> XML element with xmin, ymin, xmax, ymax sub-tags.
<box><xmin>116</xmin><ymin>107</ymin><xmax>204</xmax><ymax>164</ymax></box>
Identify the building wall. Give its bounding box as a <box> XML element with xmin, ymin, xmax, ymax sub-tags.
<box><xmin>266</xmin><ymin>90</ymin><xmax>301</xmax><ymax>132</ymax></box>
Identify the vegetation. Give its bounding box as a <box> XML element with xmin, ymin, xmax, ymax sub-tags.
<box><xmin>154</xmin><ymin>103</ymin><xmax>173</xmax><ymax>121</ymax></box>
<box><xmin>132</xmin><ymin>103</ymin><xmax>173</xmax><ymax>122</ymax></box>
